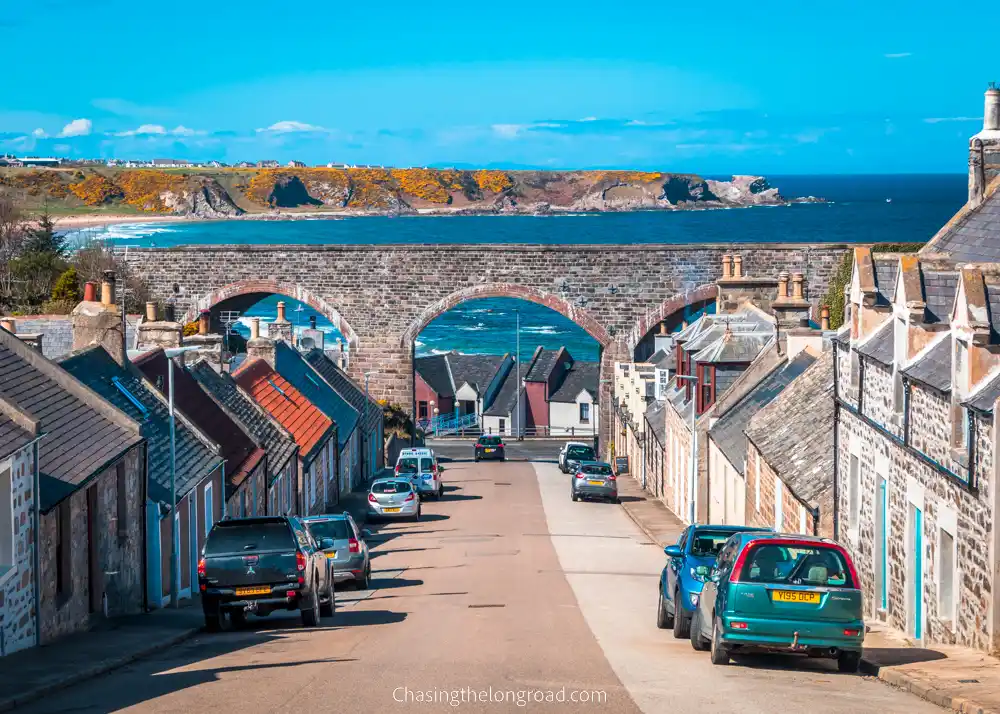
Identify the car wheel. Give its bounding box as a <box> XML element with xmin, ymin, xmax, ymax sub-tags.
<box><xmin>413</xmin><ymin>505</ymin><xmax>421</xmax><ymax>522</ymax></box>
<box><xmin>571</xmin><ymin>489</ymin><xmax>579</xmax><ymax>502</ymax></box>
<box><xmin>301</xmin><ymin>582</ymin><xmax>320</xmax><ymax>627</ymax></box>
<box><xmin>230</xmin><ymin>609</ymin><xmax>248</xmax><ymax>629</ymax></box>
<box><xmin>690</xmin><ymin>608</ymin><xmax>709</xmax><ymax>651</ymax></box>
<box><xmin>203</xmin><ymin>604</ymin><xmax>224</xmax><ymax>633</ymax></box>
<box><xmin>656</xmin><ymin>588</ymin><xmax>674</xmax><ymax>629</ymax></box>
<box><xmin>320</xmin><ymin>578</ymin><xmax>335</xmax><ymax>618</ymax></box>
<box><xmin>710</xmin><ymin>617</ymin><xmax>730</xmax><ymax>665</ymax></box>
<box><xmin>358</xmin><ymin>564</ymin><xmax>371</xmax><ymax>590</ymax></box>
<box><xmin>837</xmin><ymin>651</ymin><xmax>862</xmax><ymax>674</ymax></box>
<box><xmin>672</xmin><ymin>591</ymin><xmax>690</xmax><ymax>639</ymax></box>
<box><xmin>474</xmin><ymin>457</ymin><xmax>479</xmax><ymax>462</ymax></box>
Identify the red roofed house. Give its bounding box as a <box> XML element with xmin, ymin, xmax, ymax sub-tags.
<box><xmin>234</xmin><ymin>358</ymin><xmax>338</xmax><ymax>516</ymax></box>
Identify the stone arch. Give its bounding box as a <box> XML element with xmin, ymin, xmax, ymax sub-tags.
<box><xmin>182</xmin><ymin>279</ymin><xmax>360</xmax><ymax>347</ymax></box>
<box><xmin>627</xmin><ymin>283</ymin><xmax>719</xmax><ymax>352</ymax></box>
<box><xmin>401</xmin><ymin>282</ymin><xmax>614</xmax><ymax>350</ymax></box>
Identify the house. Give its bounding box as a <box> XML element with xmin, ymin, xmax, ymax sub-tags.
<box><xmin>287</xmin><ymin>160</ymin><xmax>307</xmax><ymax>168</ymax></box>
<box><xmin>0</xmin><ymin>323</ymin><xmax>147</xmax><ymax>646</ymax></box>
<box><xmin>611</xmin><ymin>361</ymin><xmax>656</xmax><ymax>487</ymax></box>
<box><xmin>414</xmin><ymin>351</ymin><xmax>512</xmax><ymax>425</ymax></box>
<box><xmin>233</xmin><ymin>357</ymin><xmax>337</xmax><ymax>516</ymax></box>
<box><xmin>257</xmin><ymin>160</ymin><xmax>280</xmax><ymax>168</ymax></box>
<box><xmin>187</xmin><ymin>360</ymin><xmax>300</xmax><ymax>516</ymax></box>
<box><xmin>519</xmin><ymin>347</ymin><xmax>599</xmax><ymax>437</ymax></box>
<box><xmin>135</xmin><ymin>350</ymin><xmax>268</xmax><ymax>519</ymax></box>
<box><xmin>744</xmin><ymin>351</ymin><xmax>835</xmax><ymax>537</ymax></box>
<box><xmin>482</xmin><ymin>364</ymin><xmax>524</xmax><ymax>437</ymax></box>
<box><xmin>303</xmin><ymin>349</ymin><xmax>385</xmax><ymax>487</ymax></box>
<box><xmin>151</xmin><ymin>159</ymin><xmax>191</xmax><ymax>168</ymax></box>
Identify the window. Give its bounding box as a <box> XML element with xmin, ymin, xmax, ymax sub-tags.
<box><xmin>740</xmin><ymin>544</ymin><xmax>853</xmax><ymax>588</ymax></box>
<box><xmin>579</xmin><ymin>403</ymin><xmax>590</xmax><ymax>423</ymax></box>
<box><xmin>892</xmin><ymin>318</ymin><xmax>906</xmax><ymax>413</ymax></box>
<box><xmin>0</xmin><ymin>466</ymin><xmax>12</xmax><ymax>574</ymax></box>
<box><xmin>116</xmin><ymin>461</ymin><xmax>128</xmax><ymax>540</ymax></box>
<box><xmin>848</xmin><ymin>454</ymin><xmax>860</xmax><ymax>533</ymax></box>
<box><xmin>204</xmin><ymin>483</ymin><xmax>214</xmax><ymax>536</ymax></box>
<box><xmin>698</xmin><ymin>365</ymin><xmax>715</xmax><ymax>413</ymax></box>
<box><xmin>418</xmin><ymin>401</ymin><xmax>428</xmax><ymax>420</ymax></box>
<box><xmin>499</xmin><ymin>418</ymin><xmax>506</xmax><ymax>434</ymax></box>
<box><xmin>774</xmin><ymin>480</ymin><xmax>784</xmax><ymax>532</ymax></box>
<box><xmin>938</xmin><ymin>528</ymin><xmax>956</xmax><ymax>622</ymax></box>
<box><xmin>754</xmin><ymin>455</ymin><xmax>761</xmax><ymax>512</ymax></box>
<box><xmin>849</xmin><ymin>350</ymin><xmax>860</xmax><ymax>388</ymax></box>
<box><xmin>56</xmin><ymin>500</ymin><xmax>72</xmax><ymax>599</ymax></box>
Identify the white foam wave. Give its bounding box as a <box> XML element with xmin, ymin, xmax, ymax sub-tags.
<box><xmin>521</xmin><ymin>325</ymin><xmax>559</xmax><ymax>335</ymax></box>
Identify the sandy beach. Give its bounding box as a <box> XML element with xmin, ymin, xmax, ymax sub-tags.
<box><xmin>51</xmin><ymin>214</ymin><xmax>198</xmax><ymax>229</ymax></box>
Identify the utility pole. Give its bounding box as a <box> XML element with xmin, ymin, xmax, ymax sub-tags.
<box><xmin>515</xmin><ymin>308</ymin><xmax>522</xmax><ymax>440</ymax></box>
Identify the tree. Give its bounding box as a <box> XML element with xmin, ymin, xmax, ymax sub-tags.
<box><xmin>0</xmin><ymin>192</ymin><xmax>27</xmax><ymax>311</ymax></box>
<box><xmin>44</xmin><ymin>266</ymin><xmax>82</xmax><ymax>313</ymax></box>
<box><xmin>22</xmin><ymin>209</ymin><xmax>66</xmax><ymax>257</ymax></box>
<box><xmin>8</xmin><ymin>208</ymin><xmax>68</xmax><ymax>312</ymax></box>
<box><xmin>72</xmin><ymin>243</ymin><xmax>150</xmax><ymax>314</ymax></box>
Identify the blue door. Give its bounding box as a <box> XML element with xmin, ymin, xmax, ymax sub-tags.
<box><xmin>913</xmin><ymin>506</ymin><xmax>923</xmax><ymax>640</ymax></box>
<box><xmin>879</xmin><ymin>478</ymin><xmax>888</xmax><ymax>610</ymax></box>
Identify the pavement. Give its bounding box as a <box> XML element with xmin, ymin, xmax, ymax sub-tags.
<box><xmin>614</xmin><ymin>472</ymin><xmax>1000</xmax><ymax>714</ymax></box>
<box><xmin>4</xmin><ymin>454</ymin><xmax>951</xmax><ymax>713</ymax></box>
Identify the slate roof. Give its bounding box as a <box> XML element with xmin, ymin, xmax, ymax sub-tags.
<box><xmin>644</xmin><ymin>400</ymin><xmax>666</xmax><ymax>447</ymax></box>
<box><xmin>549</xmin><ymin>360</ymin><xmax>599</xmax><ymax>403</ymax></box>
<box><xmin>525</xmin><ymin>348</ymin><xmax>563</xmax><ymax>382</ymax></box>
<box><xmin>856</xmin><ymin>320</ymin><xmax>894</xmax><ymax>366</ymax></box>
<box><xmin>901</xmin><ymin>336</ymin><xmax>951</xmax><ymax>393</ymax></box>
<box><xmin>925</xmin><ymin>184</ymin><xmax>1000</xmax><ymax>262</ymax></box>
<box><xmin>0</xmin><ymin>399</ymin><xmax>35</xmax><ymax>463</ymax></box>
<box><xmin>234</xmin><ymin>357</ymin><xmax>334</xmax><ymax>465</ymax></box>
<box><xmin>58</xmin><ymin>346</ymin><xmax>221</xmax><ymax>508</ymax></box>
<box><xmin>693</xmin><ymin>332</ymin><xmax>771</xmax><ymax>364</ymax></box>
<box><xmin>274</xmin><ymin>342</ymin><xmax>359</xmax><ymax>449</ymax></box>
<box><xmin>0</xmin><ymin>330</ymin><xmax>144</xmax><ymax>512</ymax></box>
<box><xmin>8</xmin><ymin>315</ymin><xmax>140</xmax><ymax>361</ymax></box>
<box><xmin>873</xmin><ymin>259</ymin><xmax>897</xmax><ymax>306</ymax></box>
<box><xmin>188</xmin><ymin>360</ymin><xmax>299</xmax><ymax>484</ymax></box>
<box><xmin>746</xmin><ymin>351</ymin><xmax>835</xmax><ymax>508</ymax></box>
<box><xmin>965</xmin><ymin>372</ymin><xmax>1000</xmax><ymax>414</ymax></box>
<box><xmin>921</xmin><ymin>270</ymin><xmax>959</xmax><ymax>324</ymax></box>
<box><xmin>988</xmin><ymin>282</ymin><xmax>1000</xmax><ymax>340</ymax></box>
<box><xmin>648</xmin><ymin>349</ymin><xmax>675</xmax><ymax>370</ymax></box>
<box><xmin>135</xmin><ymin>350</ymin><xmax>263</xmax><ymax>495</ymax></box>
<box><xmin>303</xmin><ymin>349</ymin><xmax>382</xmax><ymax>435</ymax></box>
<box><xmin>484</xmin><ymin>367</ymin><xmax>522</xmax><ymax>417</ymax></box>
<box><xmin>414</xmin><ymin>354</ymin><xmax>454</xmax><ymax>397</ymax></box>
<box><xmin>709</xmin><ymin>351</ymin><xmax>818</xmax><ymax>476</ymax></box>
<box><xmin>449</xmin><ymin>353</ymin><xmax>506</xmax><ymax>395</ymax></box>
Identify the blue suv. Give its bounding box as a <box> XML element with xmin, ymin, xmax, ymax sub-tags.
<box><xmin>657</xmin><ymin>524</ymin><xmax>770</xmax><ymax>638</ymax></box>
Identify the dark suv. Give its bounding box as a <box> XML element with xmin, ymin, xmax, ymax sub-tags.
<box><xmin>198</xmin><ymin>516</ymin><xmax>334</xmax><ymax>631</ymax></box>
<box><xmin>475</xmin><ymin>435</ymin><xmax>506</xmax><ymax>462</ymax></box>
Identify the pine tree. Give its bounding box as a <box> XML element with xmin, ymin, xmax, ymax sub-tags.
<box><xmin>22</xmin><ymin>209</ymin><xmax>65</xmax><ymax>256</ymax></box>
<box><xmin>51</xmin><ymin>266</ymin><xmax>81</xmax><ymax>303</ymax></box>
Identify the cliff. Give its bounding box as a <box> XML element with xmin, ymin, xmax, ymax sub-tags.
<box><xmin>0</xmin><ymin>167</ymin><xmax>818</xmax><ymax>219</ymax></box>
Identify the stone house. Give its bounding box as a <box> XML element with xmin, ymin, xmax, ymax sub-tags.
<box><xmin>135</xmin><ymin>350</ymin><xmax>268</xmax><ymax>519</ymax></box>
<box><xmin>1</xmin><ymin>316</ymin><xmax>147</xmax><ymax>645</ymax></box>
<box><xmin>611</xmin><ymin>361</ymin><xmax>655</xmax><ymax>489</ymax></box>
<box><xmin>233</xmin><ymin>356</ymin><xmax>338</xmax><ymax>517</ymax></box>
<box><xmin>744</xmin><ymin>351</ymin><xmax>836</xmax><ymax>538</ymax></box>
<box><xmin>834</xmin><ymin>242</ymin><xmax>999</xmax><ymax>652</ymax></box>
<box><xmin>187</xmin><ymin>360</ymin><xmax>300</xmax><ymax>516</ymax></box>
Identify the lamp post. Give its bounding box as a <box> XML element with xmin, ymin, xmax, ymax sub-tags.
<box><xmin>675</xmin><ymin>374</ymin><xmax>699</xmax><ymax>524</ymax></box>
<box><xmin>515</xmin><ymin>307</ymin><xmax>522</xmax><ymax>441</ymax></box>
<box><xmin>362</xmin><ymin>371</ymin><xmax>375</xmax><ymax>484</ymax></box>
<box><xmin>429</xmin><ymin>400</ymin><xmax>436</xmax><ymax>433</ymax></box>
<box><xmin>165</xmin><ymin>345</ymin><xmax>201</xmax><ymax>608</ymax></box>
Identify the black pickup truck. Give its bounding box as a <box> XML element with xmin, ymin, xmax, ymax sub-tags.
<box><xmin>198</xmin><ymin>516</ymin><xmax>334</xmax><ymax>631</ymax></box>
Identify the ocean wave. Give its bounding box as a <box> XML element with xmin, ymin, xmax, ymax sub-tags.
<box><xmin>521</xmin><ymin>325</ymin><xmax>560</xmax><ymax>335</ymax></box>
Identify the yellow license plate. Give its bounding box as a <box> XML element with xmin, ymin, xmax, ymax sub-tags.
<box><xmin>235</xmin><ymin>586</ymin><xmax>271</xmax><ymax>596</ymax></box>
<box><xmin>384</xmin><ymin>507</ymin><xmax>401</xmax><ymax>513</ymax></box>
<box><xmin>771</xmin><ymin>590</ymin><xmax>821</xmax><ymax>604</ymax></box>
<box><xmin>587</xmin><ymin>480</ymin><xmax>604</xmax><ymax>485</ymax></box>
<box><xmin>485</xmin><ymin>448</ymin><xmax>494</xmax><ymax>453</ymax></box>
<box><xmin>325</xmin><ymin>552</ymin><xmax>337</xmax><ymax>559</ymax></box>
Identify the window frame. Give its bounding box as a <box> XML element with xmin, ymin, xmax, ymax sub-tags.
<box><xmin>937</xmin><ymin>524</ymin><xmax>957</xmax><ymax>625</ymax></box>
<box><xmin>579</xmin><ymin>402</ymin><xmax>591</xmax><ymax>424</ymax></box>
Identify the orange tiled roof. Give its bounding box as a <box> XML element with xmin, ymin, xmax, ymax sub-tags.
<box><xmin>234</xmin><ymin>358</ymin><xmax>332</xmax><ymax>461</ymax></box>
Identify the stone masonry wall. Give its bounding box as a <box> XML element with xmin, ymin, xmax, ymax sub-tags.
<box><xmin>0</xmin><ymin>444</ymin><xmax>36</xmax><ymax>657</ymax></box>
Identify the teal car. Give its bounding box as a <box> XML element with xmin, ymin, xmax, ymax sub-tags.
<box><xmin>689</xmin><ymin>533</ymin><xmax>865</xmax><ymax>673</ymax></box>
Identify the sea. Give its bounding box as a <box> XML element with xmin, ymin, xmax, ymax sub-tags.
<box><xmin>72</xmin><ymin>174</ymin><xmax>968</xmax><ymax>361</ymax></box>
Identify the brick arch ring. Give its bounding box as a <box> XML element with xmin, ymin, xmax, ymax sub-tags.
<box><xmin>182</xmin><ymin>280</ymin><xmax>360</xmax><ymax>348</ymax></box>
<box><xmin>400</xmin><ymin>283</ymin><xmax>614</xmax><ymax>350</ymax></box>
<box><xmin>626</xmin><ymin>283</ymin><xmax>718</xmax><ymax>352</ymax></box>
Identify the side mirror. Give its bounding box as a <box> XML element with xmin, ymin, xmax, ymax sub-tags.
<box><xmin>320</xmin><ymin>538</ymin><xmax>336</xmax><ymax>550</ymax></box>
<box><xmin>360</xmin><ymin>529</ymin><xmax>372</xmax><ymax>539</ymax></box>
<box><xmin>664</xmin><ymin>545</ymin><xmax>683</xmax><ymax>558</ymax></box>
<box><xmin>695</xmin><ymin>565</ymin><xmax>710</xmax><ymax>577</ymax></box>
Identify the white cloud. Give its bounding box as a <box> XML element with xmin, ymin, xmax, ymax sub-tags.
<box><xmin>924</xmin><ymin>116</ymin><xmax>980</xmax><ymax>124</ymax></box>
<box><xmin>31</xmin><ymin>128</ymin><xmax>48</xmax><ymax>138</ymax></box>
<box><xmin>579</xmin><ymin>116</ymin><xmax>599</xmax><ymax>122</ymax></box>
<box><xmin>113</xmin><ymin>124</ymin><xmax>205</xmax><ymax>137</ymax></box>
<box><xmin>59</xmin><ymin>118</ymin><xmax>92</xmax><ymax>137</ymax></box>
<box><xmin>257</xmin><ymin>120</ymin><xmax>326</xmax><ymax>134</ymax></box>
<box><xmin>491</xmin><ymin>123</ymin><xmax>528</xmax><ymax>139</ymax></box>
<box><xmin>625</xmin><ymin>119</ymin><xmax>671</xmax><ymax>127</ymax></box>
<box><xmin>884</xmin><ymin>52</ymin><xmax>912</xmax><ymax>59</ymax></box>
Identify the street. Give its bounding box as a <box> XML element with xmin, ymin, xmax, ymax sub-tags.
<box><xmin>25</xmin><ymin>457</ymin><xmax>942</xmax><ymax>713</ymax></box>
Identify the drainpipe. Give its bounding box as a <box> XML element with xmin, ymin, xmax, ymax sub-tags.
<box><xmin>832</xmin><ymin>342</ymin><xmax>841</xmax><ymax>542</ymax></box>
<box><xmin>140</xmin><ymin>442</ymin><xmax>149</xmax><ymax>613</ymax></box>
<box><xmin>32</xmin><ymin>437</ymin><xmax>42</xmax><ymax>647</ymax></box>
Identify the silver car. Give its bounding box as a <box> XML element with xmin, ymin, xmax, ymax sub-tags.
<box><xmin>570</xmin><ymin>461</ymin><xmax>618</xmax><ymax>503</ymax></box>
<box><xmin>367</xmin><ymin>478</ymin><xmax>421</xmax><ymax>521</ymax></box>
<box><xmin>302</xmin><ymin>513</ymin><xmax>372</xmax><ymax>589</ymax></box>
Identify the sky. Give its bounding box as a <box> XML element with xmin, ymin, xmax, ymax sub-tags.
<box><xmin>0</xmin><ymin>0</ymin><xmax>991</xmax><ymax>173</ymax></box>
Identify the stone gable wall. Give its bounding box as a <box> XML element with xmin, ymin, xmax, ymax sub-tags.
<box><xmin>745</xmin><ymin>442</ymin><xmax>823</xmax><ymax>538</ymax></box>
<box><xmin>0</xmin><ymin>444</ymin><xmax>36</xmax><ymax>657</ymax></box>
<box><xmin>861</xmin><ymin>358</ymin><xmax>904</xmax><ymax>440</ymax></box>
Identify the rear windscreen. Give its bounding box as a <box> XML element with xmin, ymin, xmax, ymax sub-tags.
<box><xmin>419</xmin><ymin>457</ymin><xmax>434</xmax><ymax>471</ymax></box>
<box><xmin>397</xmin><ymin>458</ymin><xmax>419</xmax><ymax>473</ymax></box>
<box><xmin>205</xmin><ymin>522</ymin><xmax>295</xmax><ymax>555</ymax></box>
<box><xmin>739</xmin><ymin>544</ymin><xmax>854</xmax><ymax>588</ymax></box>
<box><xmin>306</xmin><ymin>519</ymin><xmax>351</xmax><ymax>541</ymax></box>
<box><xmin>568</xmin><ymin>446</ymin><xmax>595</xmax><ymax>459</ymax></box>
<box><xmin>372</xmin><ymin>481</ymin><xmax>412</xmax><ymax>494</ymax></box>
<box><xmin>582</xmin><ymin>464</ymin><xmax>612</xmax><ymax>475</ymax></box>
<box><xmin>689</xmin><ymin>532</ymin><xmax>732</xmax><ymax>557</ymax></box>
<box><xmin>479</xmin><ymin>436</ymin><xmax>503</xmax><ymax>445</ymax></box>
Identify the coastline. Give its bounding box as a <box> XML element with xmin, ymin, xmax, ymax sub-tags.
<box><xmin>53</xmin><ymin>214</ymin><xmax>199</xmax><ymax>229</ymax></box>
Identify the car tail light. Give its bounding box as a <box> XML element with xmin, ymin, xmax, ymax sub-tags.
<box><xmin>296</xmin><ymin>551</ymin><xmax>306</xmax><ymax>572</ymax></box>
<box><xmin>197</xmin><ymin>558</ymin><xmax>206</xmax><ymax>578</ymax></box>
<box><xmin>287</xmin><ymin>590</ymin><xmax>297</xmax><ymax>598</ymax></box>
<box><xmin>729</xmin><ymin>544</ymin><xmax>752</xmax><ymax>583</ymax></box>
<box><xmin>575</xmin><ymin>472</ymin><xmax>585</xmax><ymax>479</ymax></box>
<box><xmin>499</xmin><ymin>442</ymin><xmax>505</xmax><ymax>448</ymax></box>
<box><xmin>607</xmin><ymin>473</ymin><xmax>617</xmax><ymax>481</ymax></box>
<box><xmin>368</xmin><ymin>493</ymin><xmax>378</xmax><ymax>504</ymax></box>
<box><xmin>348</xmin><ymin>537</ymin><xmax>360</xmax><ymax>553</ymax></box>
<box><xmin>844</xmin><ymin>628</ymin><xmax>861</xmax><ymax>637</ymax></box>
<box><xmin>404</xmin><ymin>492</ymin><xmax>415</xmax><ymax>502</ymax></box>
<box><xmin>731</xmin><ymin>622</ymin><xmax>748</xmax><ymax>630</ymax></box>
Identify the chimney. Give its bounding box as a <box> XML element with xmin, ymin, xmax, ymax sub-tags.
<box><xmin>986</xmin><ymin>83</ymin><xmax>1000</xmax><ymax>132</ymax></box>
<box><xmin>101</xmin><ymin>270</ymin><xmax>116</xmax><ymax>306</ymax></box>
<box><xmin>310</xmin><ymin>315</ymin><xmax>317</xmax><ymax>330</ymax></box>
<box><xmin>163</xmin><ymin>302</ymin><xmax>176</xmax><ymax>323</ymax></box>
<box><xmin>820</xmin><ymin>306</ymin><xmax>831</xmax><ymax>331</ymax></box>
<box><xmin>777</xmin><ymin>270</ymin><xmax>790</xmax><ymax>299</ymax></box>
<box><xmin>83</xmin><ymin>282</ymin><xmax>98</xmax><ymax>302</ymax></box>
<box><xmin>198</xmin><ymin>310</ymin><xmax>210</xmax><ymax>336</ymax></box>
<box><xmin>791</xmin><ymin>273</ymin><xmax>805</xmax><ymax>300</ymax></box>
<box><xmin>721</xmin><ymin>254</ymin><xmax>733</xmax><ymax>280</ymax></box>
<box><xmin>658</xmin><ymin>321</ymin><xmax>667</xmax><ymax>335</ymax></box>
<box><xmin>246</xmin><ymin>318</ymin><xmax>275</xmax><ymax>366</ymax></box>
<box><xmin>733</xmin><ymin>255</ymin><xmax>743</xmax><ymax>278</ymax></box>
<box><xmin>1</xmin><ymin>318</ymin><xmax>14</xmax><ymax>334</ymax></box>
<box><xmin>145</xmin><ymin>301</ymin><xmax>158</xmax><ymax>322</ymax></box>
<box><xmin>970</xmin><ymin>84</ymin><xmax>1000</xmax><ymax>205</ymax></box>
<box><xmin>250</xmin><ymin>317</ymin><xmax>261</xmax><ymax>340</ymax></box>
<box><xmin>270</xmin><ymin>300</ymin><xmax>293</xmax><ymax>342</ymax></box>
<box><xmin>276</xmin><ymin>301</ymin><xmax>287</xmax><ymax>323</ymax></box>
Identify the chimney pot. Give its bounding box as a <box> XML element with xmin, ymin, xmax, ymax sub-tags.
<box><xmin>276</xmin><ymin>301</ymin><xmax>287</xmax><ymax>322</ymax></box>
<box><xmin>0</xmin><ymin>318</ymin><xmax>15</xmax><ymax>334</ymax></box>
<box><xmin>83</xmin><ymin>281</ymin><xmax>98</xmax><ymax>302</ymax></box>
<box><xmin>101</xmin><ymin>270</ymin><xmax>116</xmax><ymax>306</ymax></box>
<box><xmin>145</xmin><ymin>302</ymin><xmax>158</xmax><ymax>322</ymax></box>
<box><xmin>658</xmin><ymin>321</ymin><xmax>667</xmax><ymax>335</ymax></box>
<box><xmin>733</xmin><ymin>255</ymin><xmax>743</xmax><ymax>278</ymax></box>
<box><xmin>250</xmin><ymin>317</ymin><xmax>261</xmax><ymax>340</ymax></box>
<box><xmin>820</xmin><ymin>305</ymin><xmax>831</xmax><ymax>331</ymax></box>
<box><xmin>777</xmin><ymin>270</ymin><xmax>790</xmax><ymax>298</ymax></box>
<box><xmin>985</xmin><ymin>85</ymin><xmax>1000</xmax><ymax>132</ymax></box>
<box><xmin>163</xmin><ymin>303</ymin><xmax>176</xmax><ymax>323</ymax></box>
<box><xmin>721</xmin><ymin>254</ymin><xmax>733</xmax><ymax>279</ymax></box>
<box><xmin>791</xmin><ymin>272</ymin><xmax>805</xmax><ymax>299</ymax></box>
<box><xmin>198</xmin><ymin>310</ymin><xmax>210</xmax><ymax>336</ymax></box>
<box><xmin>309</xmin><ymin>315</ymin><xmax>317</xmax><ymax>330</ymax></box>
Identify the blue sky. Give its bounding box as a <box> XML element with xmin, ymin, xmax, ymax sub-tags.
<box><xmin>0</xmin><ymin>0</ymin><xmax>989</xmax><ymax>173</ymax></box>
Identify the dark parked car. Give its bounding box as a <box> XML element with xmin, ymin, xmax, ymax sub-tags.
<box><xmin>198</xmin><ymin>516</ymin><xmax>334</xmax><ymax>631</ymax></box>
<box><xmin>475</xmin><ymin>435</ymin><xmax>506</xmax><ymax>461</ymax></box>
<box><xmin>559</xmin><ymin>442</ymin><xmax>596</xmax><ymax>474</ymax></box>
<box><xmin>303</xmin><ymin>513</ymin><xmax>372</xmax><ymax>589</ymax></box>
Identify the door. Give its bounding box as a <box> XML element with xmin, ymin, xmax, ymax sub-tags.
<box><xmin>875</xmin><ymin>477</ymin><xmax>888</xmax><ymax>613</ymax></box>
<box><xmin>87</xmin><ymin>485</ymin><xmax>101</xmax><ymax>613</ymax></box>
<box><xmin>908</xmin><ymin>504</ymin><xmax>924</xmax><ymax>640</ymax></box>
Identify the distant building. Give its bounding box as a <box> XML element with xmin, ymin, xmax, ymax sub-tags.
<box><xmin>287</xmin><ymin>160</ymin><xmax>306</xmax><ymax>168</ymax></box>
<box><xmin>18</xmin><ymin>157</ymin><xmax>60</xmax><ymax>167</ymax></box>
<box><xmin>206</xmin><ymin>161</ymin><xmax>228</xmax><ymax>168</ymax></box>
<box><xmin>257</xmin><ymin>160</ymin><xmax>280</xmax><ymax>169</ymax></box>
<box><xmin>326</xmin><ymin>162</ymin><xmax>351</xmax><ymax>169</ymax></box>
<box><xmin>151</xmin><ymin>159</ymin><xmax>192</xmax><ymax>168</ymax></box>
<box><xmin>415</xmin><ymin>351</ymin><xmax>513</xmax><ymax>429</ymax></box>
<box><xmin>235</xmin><ymin>161</ymin><xmax>255</xmax><ymax>168</ymax></box>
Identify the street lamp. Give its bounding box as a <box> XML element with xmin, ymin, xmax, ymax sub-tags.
<box><xmin>362</xmin><ymin>372</ymin><xmax>375</xmax><ymax>485</ymax></box>
<box><xmin>514</xmin><ymin>308</ymin><xmax>522</xmax><ymax>441</ymax></box>
<box><xmin>165</xmin><ymin>345</ymin><xmax>201</xmax><ymax>608</ymax></box>
<box><xmin>675</xmin><ymin>374</ymin><xmax>699</xmax><ymax>524</ymax></box>
<box><xmin>429</xmin><ymin>400</ymin><xmax>436</xmax><ymax>432</ymax></box>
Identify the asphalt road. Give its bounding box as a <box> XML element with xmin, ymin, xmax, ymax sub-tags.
<box><xmin>427</xmin><ymin>437</ymin><xmax>576</xmax><ymax>463</ymax></box>
<box><xmin>25</xmin><ymin>460</ymin><xmax>941</xmax><ymax>714</ymax></box>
